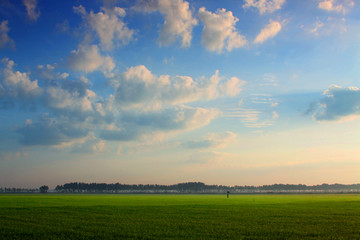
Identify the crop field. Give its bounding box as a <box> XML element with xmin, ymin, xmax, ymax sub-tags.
<box><xmin>0</xmin><ymin>194</ymin><xmax>359</xmax><ymax>239</ymax></box>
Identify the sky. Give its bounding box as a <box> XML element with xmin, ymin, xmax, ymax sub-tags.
<box><xmin>1</xmin><ymin>0</ymin><xmax>360</xmax><ymax>188</ymax></box>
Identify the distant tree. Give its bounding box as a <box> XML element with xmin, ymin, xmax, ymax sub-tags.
<box><xmin>39</xmin><ymin>185</ymin><xmax>49</xmax><ymax>193</ymax></box>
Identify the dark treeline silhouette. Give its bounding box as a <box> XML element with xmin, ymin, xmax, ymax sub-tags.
<box><xmin>39</xmin><ymin>185</ymin><xmax>49</xmax><ymax>193</ymax></box>
<box><xmin>53</xmin><ymin>182</ymin><xmax>360</xmax><ymax>193</ymax></box>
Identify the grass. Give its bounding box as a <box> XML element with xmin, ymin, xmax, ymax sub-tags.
<box><xmin>0</xmin><ymin>194</ymin><xmax>359</xmax><ymax>239</ymax></box>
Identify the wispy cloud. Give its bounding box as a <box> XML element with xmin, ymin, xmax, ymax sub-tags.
<box><xmin>23</xmin><ymin>0</ymin><xmax>40</xmax><ymax>21</ymax></box>
<box><xmin>181</xmin><ymin>131</ymin><xmax>236</xmax><ymax>149</ymax></box>
<box><xmin>307</xmin><ymin>18</ymin><xmax>347</xmax><ymax>36</ymax></box>
<box><xmin>249</xmin><ymin>93</ymin><xmax>278</xmax><ymax>105</ymax></box>
<box><xmin>260</xmin><ymin>73</ymin><xmax>279</xmax><ymax>87</ymax></box>
<box><xmin>224</xmin><ymin>108</ymin><xmax>275</xmax><ymax>128</ymax></box>
<box><xmin>224</xmin><ymin>92</ymin><xmax>279</xmax><ymax>129</ymax></box>
<box><xmin>0</xmin><ymin>20</ymin><xmax>15</xmax><ymax>49</ymax></box>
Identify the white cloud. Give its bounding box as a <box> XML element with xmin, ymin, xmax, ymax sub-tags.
<box><xmin>254</xmin><ymin>20</ymin><xmax>281</xmax><ymax>44</ymax></box>
<box><xmin>67</xmin><ymin>44</ymin><xmax>115</xmax><ymax>74</ymax></box>
<box><xmin>1</xmin><ymin>58</ymin><xmax>42</xmax><ymax>100</ymax></box>
<box><xmin>42</xmin><ymin>76</ymin><xmax>114</xmax><ymax>123</ymax></box>
<box><xmin>100</xmin><ymin>105</ymin><xmax>220</xmax><ymax>141</ymax></box>
<box><xmin>134</xmin><ymin>0</ymin><xmax>197</xmax><ymax>47</ymax></box>
<box><xmin>318</xmin><ymin>0</ymin><xmax>354</xmax><ymax>14</ymax></box>
<box><xmin>23</xmin><ymin>0</ymin><xmax>40</xmax><ymax>21</ymax></box>
<box><xmin>3</xmin><ymin>59</ymin><xmax>238</xmax><ymax>147</ymax></box>
<box><xmin>55</xmin><ymin>132</ymin><xmax>107</xmax><ymax>154</ymax></box>
<box><xmin>220</xmin><ymin>77</ymin><xmax>245</xmax><ymax>96</ymax></box>
<box><xmin>309</xmin><ymin>85</ymin><xmax>360</xmax><ymax>122</ymax></box>
<box><xmin>179</xmin><ymin>106</ymin><xmax>221</xmax><ymax>131</ymax></box>
<box><xmin>0</xmin><ymin>20</ymin><xmax>15</xmax><ymax>49</ymax></box>
<box><xmin>112</xmin><ymin>65</ymin><xmax>245</xmax><ymax>109</ymax></box>
<box><xmin>243</xmin><ymin>0</ymin><xmax>286</xmax><ymax>14</ymax></box>
<box><xmin>45</xmin><ymin>87</ymin><xmax>96</xmax><ymax>116</ymax></box>
<box><xmin>198</xmin><ymin>7</ymin><xmax>247</xmax><ymax>53</ymax></box>
<box><xmin>74</xmin><ymin>5</ymin><xmax>134</xmax><ymax>50</ymax></box>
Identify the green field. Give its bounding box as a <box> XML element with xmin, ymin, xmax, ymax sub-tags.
<box><xmin>0</xmin><ymin>194</ymin><xmax>359</xmax><ymax>239</ymax></box>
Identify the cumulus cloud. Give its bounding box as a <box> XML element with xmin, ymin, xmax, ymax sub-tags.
<box><xmin>0</xmin><ymin>20</ymin><xmax>15</xmax><ymax>49</ymax></box>
<box><xmin>36</xmin><ymin>63</ymin><xmax>69</xmax><ymax>84</ymax></box>
<box><xmin>67</xmin><ymin>44</ymin><xmax>115</xmax><ymax>74</ymax></box>
<box><xmin>3</xmin><ymin>59</ymin><xmax>237</xmax><ymax>148</ymax></box>
<box><xmin>101</xmin><ymin>105</ymin><xmax>220</xmax><ymax>141</ymax></box>
<box><xmin>23</xmin><ymin>0</ymin><xmax>40</xmax><ymax>21</ymax></box>
<box><xmin>254</xmin><ymin>20</ymin><xmax>281</xmax><ymax>44</ymax></box>
<box><xmin>17</xmin><ymin>114</ymin><xmax>88</xmax><ymax>146</ymax></box>
<box><xmin>36</xmin><ymin>64</ymin><xmax>56</xmax><ymax>80</ymax></box>
<box><xmin>44</xmin><ymin>77</ymin><xmax>116</xmax><ymax>123</ymax></box>
<box><xmin>198</xmin><ymin>7</ymin><xmax>247</xmax><ymax>53</ymax></box>
<box><xmin>54</xmin><ymin>132</ymin><xmax>106</xmax><ymax>154</ymax></box>
<box><xmin>318</xmin><ymin>0</ymin><xmax>354</xmax><ymax>14</ymax></box>
<box><xmin>243</xmin><ymin>0</ymin><xmax>286</xmax><ymax>14</ymax></box>
<box><xmin>112</xmin><ymin>65</ymin><xmax>245</xmax><ymax>109</ymax></box>
<box><xmin>134</xmin><ymin>0</ymin><xmax>197</xmax><ymax>47</ymax></box>
<box><xmin>181</xmin><ymin>131</ymin><xmax>236</xmax><ymax>149</ymax></box>
<box><xmin>125</xmin><ymin>105</ymin><xmax>220</xmax><ymax>131</ymax></box>
<box><xmin>220</xmin><ymin>77</ymin><xmax>245</xmax><ymax>96</ymax></box>
<box><xmin>1</xmin><ymin>58</ymin><xmax>42</xmax><ymax>102</ymax></box>
<box><xmin>74</xmin><ymin>5</ymin><xmax>134</xmax><ymax>50</ymax></box>
<box><xmin>45</xmin><ymin>87</ymin><xmax>96</xmax><ymax>118</ymax></box>
<box><xmin>309</xmin><ymin>85</ymin><xmax>360</xmax><ymax>121</ymax></box>
<box><xmin>1</xmin><ymin>57</ymin><xmax>111</xmax><ymax>122</ymax></box>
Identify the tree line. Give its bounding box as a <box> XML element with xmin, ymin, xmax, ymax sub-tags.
<box><xmin>1</xmin><ymin>182</ymin><xmax>360</xmax><ymax>193</ymax></box>
<box><xmin>53</xmin><ymin>182</ymin><xmax>360</xmax><ymax>193</ymax></box>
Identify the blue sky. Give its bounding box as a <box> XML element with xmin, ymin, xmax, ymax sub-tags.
<box><xmin>1</xmin><ymin>0</ymin><xmax>360</xmax><ymax>188</ymax></box>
